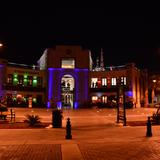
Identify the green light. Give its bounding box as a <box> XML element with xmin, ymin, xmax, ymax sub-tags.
<box><xmin>33</xmin><ymin>79</ymin><xmax>37</xmax><ymax>87</ymax></box>
<box><xmin>13</xmin><ymin>78</ymin><xmax>18</xmax><ymax>85</ymax></box>
<box><xmin>13</xmin><ymin>73</ymin><xmax>18</xmax><ymax>78</ymax></box>
<box><xmin>33</xmin><ymin>79</ymin><xmax>37</xmax><ymax>83</ymax></box>
<box><xmin>13</xmin><ymin>78</ymin><xmax>18</xmax><ymax>81</ymax></box>
<box><xmin>33</xmin><ymin>76</ymin><xmax>37</xmax><ymax>79</ymax></box>
<box><xmin>23</xmin><ymin>79</ymin><xmax>27</xmax><ymax>86</ymax></box>
<box><xmin>24</xmin><ymin>74</ymin><xmax>28</xmax><ymax>78</ymax></box>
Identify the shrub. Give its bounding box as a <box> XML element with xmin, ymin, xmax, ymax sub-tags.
<box><xmin>24</xmin><ymin>114</ymin><xmax>41</xmax><ymax>126</ymax></box>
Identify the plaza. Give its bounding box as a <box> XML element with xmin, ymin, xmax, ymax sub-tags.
<box><xmin>0</xmin><ymin>107</ymin><xmax>160</xmax><ymax>159</ymax></box>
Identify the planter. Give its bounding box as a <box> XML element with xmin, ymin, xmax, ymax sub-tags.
<box><xmin>52</xmin><ymin>109</ymin><xmax>63</xmax><ymax>128</ymax></box>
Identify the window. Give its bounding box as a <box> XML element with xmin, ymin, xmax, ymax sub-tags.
<box><xmin>7</xmin><ymin>74</ymin><xmax>13</xmax><ymax>84</ymax></box>
<box><xmin>102</xmin><ymin>78</ymin><xmax>107</xmax><ymax>86</ymax></box>
<box><xmin>111</xmin><ymin>78</ymin><xmax>116</xmax><ymax>86</ymax></box>
<box><xmin>121</xmin><ymin>77</ymin><xmax>127</xmax><ymax>85</ymax></box>
<box><xmin>28</xmin><ymin>76</ymin><xmax>33</xmax><ymax>86</ymax></box>
<box><xmin>32</xmin><ymin>76</ymin><xmax>37</xmax><ymax>87</ymax></box>
<box><xmin>23</xmin><ymin>74</ymin><xmax>28</xmax><ymax>86</ymax></box>
<box><xmin>18</xmin><ymin>75</ymin><xmax>23</xmax><ymax>85</ymax></box>
<box><xmin>91</xmin><ymin>78</ymin><xmax>98</xmax><ymax>88</ymax></box>
<box><xmin>37</xmin><ymin>77</ymin><xmax>43</xmax><ymax>87</ymax></box>
<box><xmin>61</xmin><ymin>58</ymin><xmax>75</xmax><ymax>68</ymax></box>
<box><xmin>102</xmin><ymin>96</ymin><xmax>107</xmax><ymax>103</ymax></box>
<box><xmin>13</xmin><ymin>73</ymin><xmax>18</xmax><ymax>85</ymax></box>
<box><xmin>92</xmin><ymin>96</ymin><xmax>98</xmax><ymax>103</ymax></box>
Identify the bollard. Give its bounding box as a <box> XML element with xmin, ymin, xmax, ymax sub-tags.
<box><xmin>65</xmin><ymin>117</ymin><xmax>72</xmax><ymax>139</ymax></box>
<box><xmin>146</xmin><ymin>116</ymin><xmax>152</xmax><ymax>137</ymax></box>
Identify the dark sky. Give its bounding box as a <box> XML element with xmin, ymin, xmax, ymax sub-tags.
<box><xmin>0</xmin><ymin>8</ymin><xmax>160</xmax><ymax>72</ymax></box>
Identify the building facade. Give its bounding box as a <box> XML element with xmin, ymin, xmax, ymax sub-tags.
<box><xmin>0</xmin><ymin>59</ymin><xmax>46</xmax><ymax>107</ymax></box>
<box><xmin>148</xmin><ymin>72</ymin><xmax>160</xmax><ymax>104</ymax></box>
<box><xmin>0</xmin><ymin>45</ymin><xmax>148</xmax><ymax>108</ymax></box>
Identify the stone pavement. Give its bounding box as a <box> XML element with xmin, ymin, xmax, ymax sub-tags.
<box><xmin>0</xmin><ymin>108</ymin><xmax>160</xmax><ymax>160</ymax></box>
<box><xmin>0</xmin><ymin>144</ymin><xmax>61</xmax><ymax>160</ymax></box>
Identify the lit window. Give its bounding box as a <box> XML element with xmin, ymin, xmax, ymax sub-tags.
<box><xmin>24</xmin><ymin>74</ymin><xmax>28</xmax><ymax>79</ymax></box>
<box><xmin>61</xmin><ymin>58</ymin><xmax>75</xmax><ymax>68</ymax></box>
<box><xmin>23</xmin><ymin>74</ymin><xmax>28</xmax><ymax>86</ymax></box>
<box><xmin>28</xmin><ymin>76</ymin><xmax>33</xmax><ymax>86</ymax></box>
<box><xmin>33</xmin><ymin>76</ymin><xmax>37</xmax><ymax>87</ymax></box>
<box><xmin>102</xmin><ymin>96</ymin><xmax>107</xmax><ymax>103</ymax></box>
<box><xmin>13</xmin><ymin>73</ymin><xmax>18</xmax><ymax>78</ymax></box>
<box><xmin>33</xmin><ymin>98</ymin><xmax>37</xmax><ymax>103</ymax></box>
<box><xmin>111</xmin><ymin>78</ymin><xmax>116</xmax><ymax>86</ymax></box>
<box><xmin>102</xmin><ymin>78</ymin><xmax>107</xmax><ymax>86</ymax></box>
<box><xmin>121</xmin><ymin>77</ymin><xmax>127</xmax><ymax>85</ymax></box>
<box><xmin>91</xmin><ymin>78</ymin><xmax>98</xmax><ymax>88</ymax></box>
<box><xmin>18</xmin><ymin>75</ymin><xmax>23</xmax><ymax>85</ymax></box>
<box><xmin>7</xmin><ymin>74</ymin><xmax>13</xmax><ymax>84</ymax></box>
<box><xmin>153</xmin><ymin>79</ymin><xmax>156</xmax><ymax>83</ymax></box>
<box><xmin>92</xmin><ymin>96</ymin><xmax>98</xmax><ymax>103</ymax></box>
<box><xmin>13</xmin><ymin>73</ymin><xmax>18</xmax><ymax>86</ymax></box>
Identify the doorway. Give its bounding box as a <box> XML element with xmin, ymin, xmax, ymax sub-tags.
<box><xmin>61</xmin><ymin>74</ymin><xmax>75</xmax><ymax>108</ymax></box>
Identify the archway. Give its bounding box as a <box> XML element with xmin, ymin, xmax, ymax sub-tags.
<box><xmin>61</xmin><ymin>74</ymin><xmax>75</xmax><ymax>108</ymax></box>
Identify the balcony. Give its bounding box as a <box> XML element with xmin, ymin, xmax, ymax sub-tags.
<box><xmin>3</xmin><ymin>84</ymin><xmax>45</xmax><ymax>92</ymax></box>
<box><xmin>90</xmin><ymin>85</ymin><xmax>129</xmax><ymax>92</ymax></box>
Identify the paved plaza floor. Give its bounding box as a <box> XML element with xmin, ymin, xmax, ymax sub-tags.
<box><xmin>0</xmin><ymin>107</ymin><xmax>160</xmax><ymax>160</ymax></box>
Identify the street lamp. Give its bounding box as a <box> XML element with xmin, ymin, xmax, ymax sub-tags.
<box><xmin>0</xmin><ymin>43</ymin><xmax>3</xmax><ymax>47</ymax></box>
<box><xmin>152</xmin><ymin>79</ymin><xmax>157</xmax><ymax>103</ymax></box>
<box><xmin>116</xmin><ymin>77</ymin><xmax>126</xmax><ymax>126</ymax></box>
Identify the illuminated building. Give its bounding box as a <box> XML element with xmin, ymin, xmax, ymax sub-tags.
<box><xmin>148</xmin><ymin>72</ymin><xmax>160</xmax><ymax>104</ymax></box>
<box><xmin>0</xmin><ymin>45</ymin><xmax>148</xmax><ymax>108</ymax></box>
<box><xmin>0</xmin><ymin>59</ymin><xmax>45</xmax><ymax>107</ymax></box>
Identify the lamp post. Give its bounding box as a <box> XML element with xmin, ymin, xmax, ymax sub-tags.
<box><xmin>122</xmin><ymin>84</ymin><xmax>126</xmax><ymax>126</ymax></box>
<box><xmin>152</xmin><ymin>79</ymin><xmax>156</xmax><ymax>103</ymax></box>
<box><xmin>0</xmin><ymin>42</ymin><xmax>4</xmax><ymax>56</ymax></box>
<box><xmin>116</xmin><ymin>80</ymin><xmax>120</xmax><ymax>123</ymax></box>
<box><xmin>116</xmin><ymin>77</ymin><xmax>127</xmax><ymax>126</ymax></box>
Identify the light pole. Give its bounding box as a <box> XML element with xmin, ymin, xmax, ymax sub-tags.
<box><xmin>116</xmin><ymin>77</ymin><xmax>126</xmax><ymax>126</ymax></box>
<box><xmin>152</xmin><ymin>79</ymin><xmax>156</xmax><ymax>103</ymax></box>
<box><xmin>0</xmin><ymin>42</ymin><xmax>4</xmax><ymax>56</ymax></box>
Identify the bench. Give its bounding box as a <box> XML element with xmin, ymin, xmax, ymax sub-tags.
<box><xmin>8</xmin><ymin>109</ymin><xmax>16</xmax><ymax>122</ymax></box>
<box><xmin>0</xmin><ymin>109</ymin><xmax>15</xmax><ymax>122</ymax></box>
<box><xmin>151</xmin><ymin>107</ymin><xmax>160</xmax><ymax>124</ymax></box>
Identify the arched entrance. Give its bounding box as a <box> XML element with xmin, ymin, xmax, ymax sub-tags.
<box><xmin>61</xmin><ymin>74</ymin><xmax>75</xmax><ymax>108</ymax></box>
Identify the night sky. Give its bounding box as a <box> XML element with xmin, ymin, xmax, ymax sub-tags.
<box><xmin>0</xmin><ymin>9</ymin><xmax>160</xmax><ymax>72</ymax></box>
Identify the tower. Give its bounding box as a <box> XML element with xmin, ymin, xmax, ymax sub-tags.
<box><xmin>100</xmin><ymin>48</ymin><xmax>105</xmax><ymax>71</ymax></box>
<box><xmin>95</xmin><ymin>57</ymin><xmax>100</xmax><ymax>71</ymax></box>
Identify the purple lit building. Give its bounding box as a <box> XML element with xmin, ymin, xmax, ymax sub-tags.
<box><xmin>0</xmin><ymin>45</ymin><xmax>148</xmax><ymax>108</ymax></box>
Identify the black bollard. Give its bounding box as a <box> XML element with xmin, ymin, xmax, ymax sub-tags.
<box><xmin>146</xmin><ymin>116</ymin><xmax>152</xmax><ymax>137</ymax></box>
<box><xmin>65</xmin><ymin>118</ymin><xmax>72</xmax><ymax>139</ymax></box>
